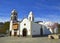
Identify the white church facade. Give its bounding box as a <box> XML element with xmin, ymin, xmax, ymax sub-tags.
<box><xmin>9</xmin><ymin>9</ymin><xmax>51</xmax><ymax>37</ymax></box>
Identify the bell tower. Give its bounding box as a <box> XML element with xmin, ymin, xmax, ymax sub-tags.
<box><xmin>11</xmin><ymin>9</ymin><xmax>18</xmax><ymax>23</ymax></box>
<box><xmin>28</xmin><ymin>11</ymin><xmax>34</xmax><ymax>21</ymax></box>
<box><xmin>9</xmin><ymin>9</ymin><xmax>19</xmax><ymax>36</ymax></box>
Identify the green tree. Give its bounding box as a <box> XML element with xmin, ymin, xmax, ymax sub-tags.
<box><xmin>2</xmin><ymin>21</ymin><xmax>10</xmax><ymax>33</ymax></box>
<box><xmin>0</xmin><ymin>22</ymin><xmax>10</xmax><ymax>34</ymax></box>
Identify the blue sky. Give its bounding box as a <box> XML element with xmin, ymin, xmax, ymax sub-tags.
<box><xmin>0</xmin><ymin>0</ymin><xmax>60</xmax><ymax>23</ymax></box>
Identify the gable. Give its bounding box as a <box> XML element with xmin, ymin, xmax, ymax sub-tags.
<box><xmin>20</xmin><ymin>18</ymin><xmax>30</xmax><ymax>24</ymax></box>
<box><xmin>20</xmin><ymin>18</ymin><xmax>31</xmax><ymax>28</ymax></box>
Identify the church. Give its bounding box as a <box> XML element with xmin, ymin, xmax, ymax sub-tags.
<box><xmin>9</xmin><ymin>9</ymin><xmax>51</xmax><ymax>37</ymax></box>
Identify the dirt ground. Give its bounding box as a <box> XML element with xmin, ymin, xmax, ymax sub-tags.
<box><xmin>0</xmin><ymin>36</ymin><xmax>60</xmax><ymax>43</ymax></box>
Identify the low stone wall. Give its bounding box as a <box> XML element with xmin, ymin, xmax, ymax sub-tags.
<box><xmin>48</xmin><ymin>34</ymin><xmax>60</xmax><ymax>39</ymax></box>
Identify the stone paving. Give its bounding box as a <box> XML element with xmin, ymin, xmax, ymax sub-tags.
<box><xmin>0</xmin><ymin>36</ymin><xmax>60</xmax><ymax>43</ymax></box>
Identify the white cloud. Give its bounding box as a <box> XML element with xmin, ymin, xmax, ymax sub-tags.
<box><xmin>35</xmin><ymin>17</ymin><xmax>50</xmax><ymax>22</ymax></box>
<box><xmin>0</xmin><ymin>17</ymin><xmax>10</xmax><ymax>22</ymax></box>
<box><xmin>35</xmin><ymin>16</ymin><xmax>60</xmax><ymax>24</ymax></box>
<box><xmin>18</xmin><ymin>18</ymin><xmax>22</xmax><ymax>21</ymax></box>
<box><xmin>0</xmin><ymin>14</ymin><xmax>60</xmax><ymax>24</ymax></box>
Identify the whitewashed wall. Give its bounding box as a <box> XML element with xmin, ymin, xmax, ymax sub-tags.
<box><xmin>11</xmin><ymin>30</ymin><xmax>14</xmax><ymax>35</ymax></box>
<box><xmin>31</xmin><ymin>22</ymin><xmax>41</xmax><ymax>35</ymax></box>
<box><xmin>17</xmin><ymin>30</ymin><xmax>20</xmax><ymax>35</ymax></box>
<box><xmin>9</xmin><ymin>20</ymin><xmax>13</xmax><ymax>31</ymax></box>
<box><xmin>20</xmin><ymin>18</ymin><xmax>31</xmax><ymax>36</ymax></box>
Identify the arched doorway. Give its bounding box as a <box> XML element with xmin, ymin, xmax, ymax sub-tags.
<box><xmin>22</xmin><ymin>28</ymin><xmax>27</xmax><ymax>37</ymax></box>
<box><xmin>14</xmin><ymin>32</ymin><xmax>17</xmax><ymax>36</ymax></box>
<box><xmin>40</xmin><ymin>26</ymin><xmax>43</xmax><ymax>36</ymax></box>
<box><xmin>10</xmin><ymin>31</ymin><xmax>11</xmax><ymax>36</ymax></box>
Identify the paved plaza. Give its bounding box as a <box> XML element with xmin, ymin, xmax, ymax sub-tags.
<box><xmin>0</xmin><ymin>36</ymin><xmax>60</xmax><ymax>43</ymax></box>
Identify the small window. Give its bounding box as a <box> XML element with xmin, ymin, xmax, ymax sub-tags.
<box><xmin>24</xmin><ymin>23</ymin><xmax>26</xmax><ymax>26</ymax></box>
